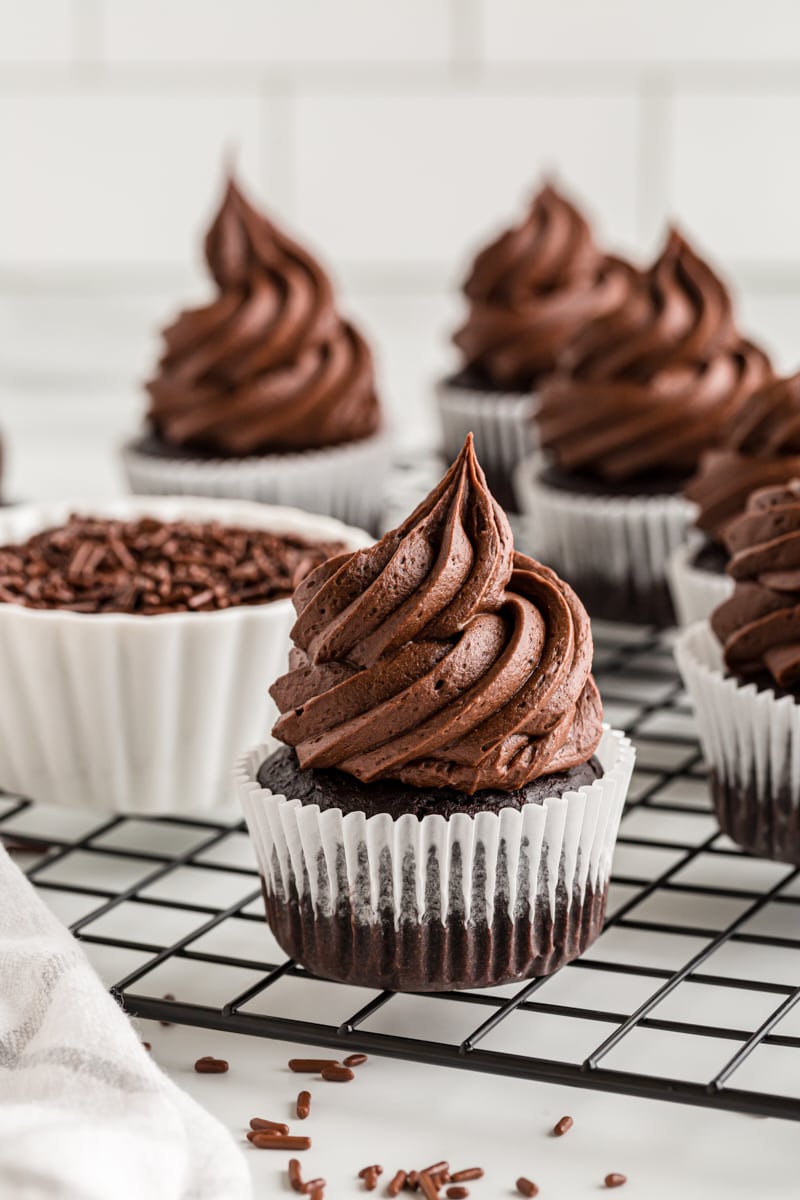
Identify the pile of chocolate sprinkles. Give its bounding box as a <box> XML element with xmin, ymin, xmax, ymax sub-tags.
<box><xmin>0</xmin><ymin>514</ymin><xmax>345</xmax><ymax>614</ymax></box>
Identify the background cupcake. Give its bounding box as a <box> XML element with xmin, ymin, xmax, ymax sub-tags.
<box><xmin>516</xmin><ymin>228</ymin><xmax>772</xmax><ymax>626</ymax></box>
<box><xmin>670</xmin><ymin>371</ymin><xmax>800</xmax><ymax>624</ymax></box>
<box><xmin>122</xmin><ymin>175</ymin><xmax>389</xmax><ymax>532</ymax></box>
<box><xmin>676</xmin><ymin>480</ymin><xmax>800</xmax><ymax>863</ymax></box>
<box><xmin>238</xmin><ymin>436</ymin><xmax>634</xmax><ymax>992</ymax></box>
<box><xmin>436</xmin><ymin>182</ymin><xmax>632</xmax><ymax>512</ymax></box>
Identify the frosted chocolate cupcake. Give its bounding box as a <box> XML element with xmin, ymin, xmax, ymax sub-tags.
<box><xmin>670</xmin><ymin>372</ymin><xmax>800</xmax><ymax>624</ymax></box>
<box><xmin>517</xmin><ymin>229</ymin><xmax>772</xmax><ymax>625</ymax></box>
<box><xmin>123</xmin><ymin>175</ymin><xmax>388</xmax><ymax>532</ymax></box>
<box><xmin>676</xmin><ymin>480</ymin><xmax>800</xmax><ymax>863</ymax></box>
<box><xmin>436</xmin><ymin>183</ymin><xmax>632</xmax><ymax>512</ymax></box>
<box><xmin>238</xmin><ymin>436</ymin><xmax>634</xmax><ymax>991</ymax></box>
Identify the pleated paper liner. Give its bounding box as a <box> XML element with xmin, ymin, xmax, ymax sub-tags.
<box><xmin>514</xmin><ymin>453</ymin><xmax>695</xmax><ymax>626</ymax></box>
<box><xmin>237</xmin><ymin>727</ymin><xmax>634</xmax><ymax>992</ymax></box>
<box><xmin>435</xmin><ymin>379</ymin><xmax>537</xmax><ymax>510</ymax></box>
<box><xmin>122</xmin><ymin>431</ymin><xmax>390</xmax><ymax>535</ymax></box>
<box><xmin>676</xmin><ymin>621</ymin><xmax>800</xmax><ymax>864</ymax></box>
<box><xmin>667</xmin><ymin>537</ymin><xmax>733</xmax><ymax>626</ymax></box>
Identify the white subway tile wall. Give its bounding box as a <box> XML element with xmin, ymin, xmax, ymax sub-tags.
<box><xmin>0</xmin><ymin>0</ymin><xmax>799</xmax><ymax>501</ymax></box>
<box><xmin>0</xmin><ymin>1</ymin><xmax>73</xmax><ymax>63</ymax></box>
<box><xmin>482</xmin><ymin>1</ymin><xmax>800</xmax><ymax>64</ymax></box>
<box><xmin>101</xmin><ymin>0</ymin><xmax>452</xmax><ymax>65</ymax></box>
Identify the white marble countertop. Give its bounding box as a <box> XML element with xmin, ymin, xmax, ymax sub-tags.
<box><xmin>135</xmin><ymin>1017</ymin><xmax>797</xmax><ymax>1199</ymax></box>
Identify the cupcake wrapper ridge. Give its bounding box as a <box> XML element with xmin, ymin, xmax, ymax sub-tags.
<box><xmin>122</xmin><ymin>431</ymin><xmax>390</xmax><ymax>534</ymax></box>
<box><xmin>435</xmin><ymin>381</ymin><xmax>538</xmax><ymax>476</ymax></box>
<box><xmin>237</xmin><ymin>726</ymin><xmax>634</xmax><ymax>991</ymax></box>
<box><xmin>676</xmin><ymin>621</ymin><xmax>800</xmax><ymax>863</ymax></box>
<box><xmin>667</xmin><ymin>537</ymin><xmax>734</xmax><ymax>627</ymax></box>
<box><xmin>514</xmin><ymin>453</ymin><xmax>695</xmax><ymax>625</ymax></box>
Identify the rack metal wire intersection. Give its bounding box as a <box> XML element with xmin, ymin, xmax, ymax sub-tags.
<box><xmin>3</xmin><ymin>623</ymin><xmax>800</xmax><ymax>1122</ymax></box>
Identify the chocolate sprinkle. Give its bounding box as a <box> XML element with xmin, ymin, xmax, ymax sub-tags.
<box><xmin>249</xmin><ymin>1117</ymin><xmax>290</xmax><ymax>1135</ymax></box>
<box><xmin>451</xmin><ymin>1169</ymin><xmax>483</xmax><ymax>1183</ymax></box>
<box><xmin>193</xmin><ymin>1056</ymin><xmax>228</xmax><ymax>1074</ymax></box>
<box><xmin>0</xmin><ymin>514</ymin><xmax>343</xmax><ymax>615</ymax></box>
<box><xmin>320</xmin><ymin>1065</ymin><xmax>354</xmax><ymax>1083</ymax></box>
<box><xmin>516</xmin><ymin>1180</ymin><xmax>539</xmax><ymax>1198</ymax></box>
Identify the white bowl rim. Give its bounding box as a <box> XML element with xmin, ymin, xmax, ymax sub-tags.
<box><xmin>0</xmin><ymin>495</ymin><xmax>372</xmax><ymax>627</ymax></box>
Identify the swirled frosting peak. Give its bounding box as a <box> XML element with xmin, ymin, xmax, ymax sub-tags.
<box><xmin>270</xmin><ymin>435</ymin><xmax>603</xmax><ymax>794</ymax></box>
<box><xmin>712</xmin><ymin>480</ymin><xmax>800</xmax><ymax>687</ymax></box>
<box><xmin>686</xmin><ymin>372</ymin><xmax>800</xmax><ymax>542</ymax></box>
<box><xmin>452</xmin><ymin>183</ymin><xmax>633</xmax><ymax>391</ymax></box>
<box><xmin>146</xmin><ymin>176</ymin><xmax>381</xmax><ymax>455</ymax></box>
<box><xmin>537</xmin><ymin>229</ymin><xmax>772</xmax><ymax>481</ymax></box>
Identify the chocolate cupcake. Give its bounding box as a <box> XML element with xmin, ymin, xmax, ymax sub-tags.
<box><xmin>436</xmin><ymin>183</ymin><xmax>632</xmax><ymax>513</ymax></box>
<box><xmin>516</xmin><ymin>229</ymin><xmax>772</xmax><ymax>626</ymax></box>
<box><xmin>238</xmin><ymin>436</ymin><xmax>634</xmax><ymax>991</ymax></box>
<box><xmin>123</xmin><ymin>175</ymin><xmax>388</xmax><ymax>532</ymax></box>
<box><xmin>676</xmin><ymin>480</ymin><xmax>800</xmax><ymax>863</ymax></box>
<box><xmin>670</xmin><ymin>372</ymin><xmax>800</xmax><ymax>625</ymax></box>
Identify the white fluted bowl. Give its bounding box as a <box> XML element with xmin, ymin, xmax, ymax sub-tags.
<box><xmin>0</xmin><ymin>497</ymin><xmax>371</xmax><ymax>814</ymax></box>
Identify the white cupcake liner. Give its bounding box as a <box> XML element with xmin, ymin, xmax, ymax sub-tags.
<box><xmin>667</xmin><ymin>537</ymin><xmax>733</xmax><ymax>627</ymax></box>
<box><xmin>514</xmin><ymin>453</ymin><xmax>695</xmax><ymax>622</ymax></box>
<box><xmin>675</xmin><ymin>622</ymin><xmax>800</xmax><ymax>862</ymax></box>
<box><xmin>435</xmin><ymin>379</ymin><xmax>538</xmax><ymax>481</ymax></box>
<box><xmin>237</xmin><ymin>727</ymin><xmax>634</xmax><ymax>990</ymax></box>
<box><xmin>121</xmin><ymin>431</ymin><xmax>390</xmax><ymax>533</ymax></box>
<box><xmin>0</xmin><ymin>497</ymin><xmax>371</xmax><ymax>815</ymax></box>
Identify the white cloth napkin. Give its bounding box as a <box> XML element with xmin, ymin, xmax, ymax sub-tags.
<box><xmin>0</xmin><ymin>845</ymin><xmax>251</xmax><ymax>1200</ymax></box>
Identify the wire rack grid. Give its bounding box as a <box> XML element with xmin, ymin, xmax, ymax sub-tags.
<box><xmin>3</xmin><ymin>623</ymin><xmax>800</xmax><ymax>1122</ymax></box>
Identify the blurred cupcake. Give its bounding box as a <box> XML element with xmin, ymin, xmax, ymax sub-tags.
<box><xmin>670</xmin><ymin>372</ymin><xmax>800</xmax><ymax>625</ymax></box>
<box><xmin>238</xmin><ymin>436</ymin><xmax>634</xmax><ymax>992</ymax></box>
<box><xmin>676</xmin><ymin>480</ymin><xmax>800</xmax><ymax>863</ymax></box>
<box><xmin>436</xmin><ymin>183</ymin><xmax>633</xmax><ymax>512</ymax></box>
<box><xmin>516</xmin><ymin>229</ymin><xmax>772</xmax><ymax>626</ymax></box>
<box><xmin>123</xmin><ymin>176</ymin><xmax>389</xmax><ymax>532</ymax></box>
<box><xmin>0</xmin><ymin>497</ymin><xmax>370</xmax><ymax>813</ymax></box>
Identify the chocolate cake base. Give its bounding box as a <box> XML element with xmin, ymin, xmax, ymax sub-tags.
<box><xmin>711</xmin><ymin>769</ymin><xmax>800</xmax><ymax>865</ymax></box>
<box><xmin>690</xmin><ymin>539</ymin><xmax>727</xmax><ymax>576</ymax></box>
<box><xmin>557</xmin><ymin>571</ymin><xmax>676</xmax><ymax>628</ymax></box>
<box><xmin>132</xmin><ymin>431</ymin><xmax>360</xmax><ymax>463</ymax></box>
<box><xmin>539</xmin><ymin>462</ymin><xmax>690</xmax><ymax>499</ymax></box>
<box><xmin>257</xmin><ymin>746</ymin><xmax>602</xmax><ymax>820</ymax></box>
<box><xmin>262</xmin><ymin>876</ymin><xmax>609</xmax><ymax>992</ymax></box>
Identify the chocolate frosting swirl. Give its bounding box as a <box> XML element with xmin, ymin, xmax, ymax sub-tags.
<box><xmin>537</xmin><ymin>230</ymin><xmax>772</xmax><ymax>481</ymax></box>
<box><xmin>146</xmin><ymin>177</ymin><xmax>381</xmax><ymax>455</ymax></box>
<box><xmin>686</xmin><ymin>373</ymin><xmax>800</xmax><ymax>542</ymax></box>
<box><xmin>270</xmin><ymin>435</ymin><xmax>602</xmax><ymax>794</ymax></box>
<box><xmin>712</xmin><ymin>480</ymin><xmax>800</xmax><ymax>687</ymax></box>
<box><xmin>452</xmin><ymin>183</ymin><xmax>633</xmax><ymax>391</ymax></box>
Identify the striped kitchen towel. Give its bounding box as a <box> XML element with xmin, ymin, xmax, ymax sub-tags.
<box><xmin>0</xmin><ymin>844</ymin><xmax>251</xmax><ymax>1200</ymax></box>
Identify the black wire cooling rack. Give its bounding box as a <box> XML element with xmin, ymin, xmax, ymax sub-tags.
<box><xmin>4</xmin><ymin>623</ymin><xmax>800</xmax><ymax>1122</ymax></box>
